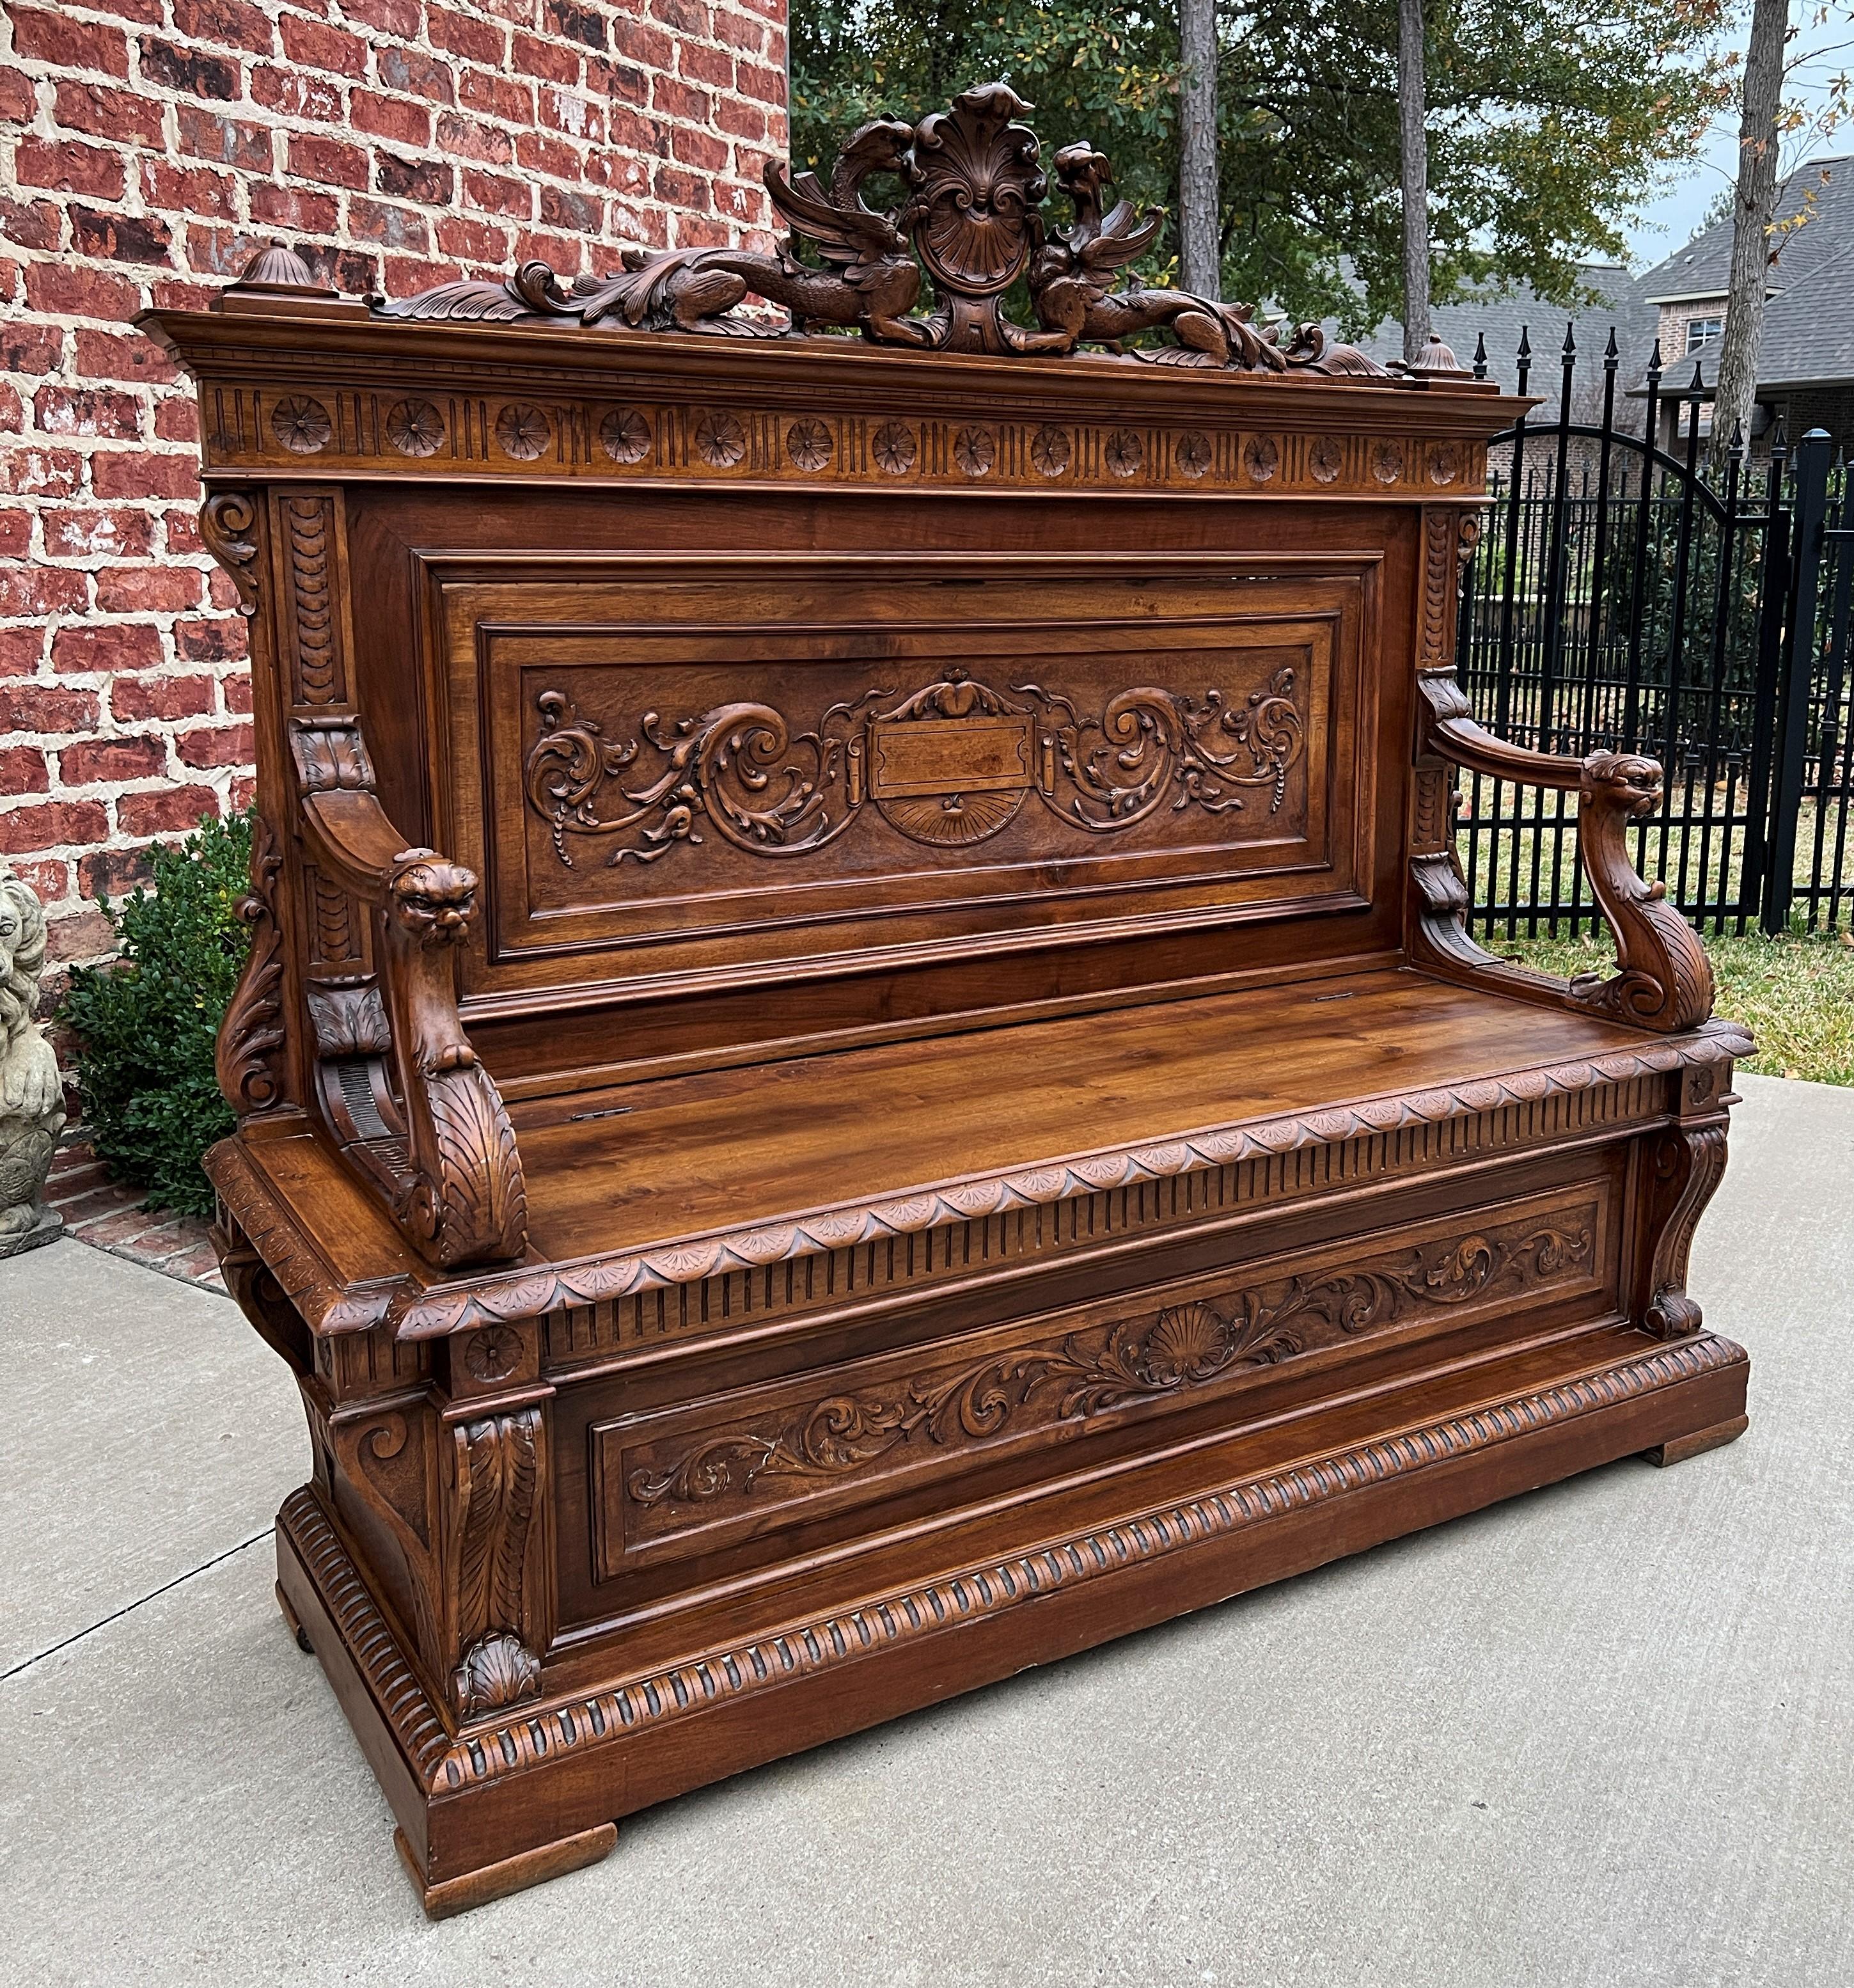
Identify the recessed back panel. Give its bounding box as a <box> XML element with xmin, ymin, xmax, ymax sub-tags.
<box><xmin>436</xmin><ymin>554</ymin><xmax>1380</xmax><ymax>998</ymax></box>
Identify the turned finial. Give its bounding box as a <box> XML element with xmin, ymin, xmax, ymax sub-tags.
<box><xmin>213</xmin><ymin>239</ymin><xmax>364</xmax><ymax>319</ymax></box>
<box><xmin>1406</xmin><ymin>331</ymin><xmax>1473</xmax><ymax>379</ymax></box>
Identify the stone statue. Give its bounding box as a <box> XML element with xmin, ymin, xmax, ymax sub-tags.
<box><xmin>0</xmin><ymin>863</ymin><xmax>65</xmax><ymax>1255</ymax></box>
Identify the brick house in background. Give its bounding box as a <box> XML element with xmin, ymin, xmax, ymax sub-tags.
<box><xmin>1633</xmin><ymin>155</ymin><xmax>1853</xmax><ymax>457</ymax></box>
<box><xmin>0</xmin><ymin>0</ymin><xmax>785</xmax><ymax>965</ymax></box>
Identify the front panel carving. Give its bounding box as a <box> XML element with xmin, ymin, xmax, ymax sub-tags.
<box><xmin>446</xmin><ymin>558</ymin><xmax>1373</xmax><ymax>991</ymax></box>
<box><xmin>591</xmin><ymin>1182</ymin><xmax>1610</xmax><ymax>1577</ymax></box>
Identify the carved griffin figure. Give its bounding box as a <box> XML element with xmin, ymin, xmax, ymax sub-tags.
<box><xmin>0</xmin><ymin>864</ymin><xmax>66</xmax><ymax>1255</ymax></box>
<box><xmin>376</xmin><ymin>81</ymin><xmax>1387</xmax><ymax>378</ymax></box>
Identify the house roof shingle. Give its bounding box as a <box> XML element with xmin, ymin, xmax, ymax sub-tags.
<box><xmin>1344</xmin><ymin>265</ymin><xmax>1658</xmax><ymax>397</ymax></box>
<box><xmin>1635</xmin><ymin>155</ymin><xmax>1854</xmax><ymax>391</ymax></box>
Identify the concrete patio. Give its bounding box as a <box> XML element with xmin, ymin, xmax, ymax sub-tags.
<box><xmin>3</xmin><ymin>1070</ymin><xmax>1849</xmax><ymax>1987</ymax></box>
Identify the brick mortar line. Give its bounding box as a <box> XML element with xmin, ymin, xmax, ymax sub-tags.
<box><xmin>0</xmin><ymin>0</ymin><xmax>789</xmax><ymax>959</ymax></box>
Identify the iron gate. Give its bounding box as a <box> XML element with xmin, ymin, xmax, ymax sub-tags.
<box><xmin>1454</xmin><ymin>327</ymin><xmax>1852</xmax><ymax>935</ymax></box>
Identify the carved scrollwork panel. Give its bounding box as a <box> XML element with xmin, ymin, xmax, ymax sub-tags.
<box><xmin>522</xmin><ymin>665</ymin><xmax>1308</xmax><ymax>871</ymax></box>
<box><xmin>608</xmin><ymin>1208</ymin><xmax>1598</xmax><ymax>1550</ymax></box>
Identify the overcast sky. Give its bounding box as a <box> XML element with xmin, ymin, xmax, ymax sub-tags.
<box><xmin>1621</xmin><ymin>6</ymin><xmax>1852</xmax><ymax>268</ymax></box>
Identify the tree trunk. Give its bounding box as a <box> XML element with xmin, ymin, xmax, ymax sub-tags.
<box><xmin>1179</xmin><ymin>0</ymin><xmax>1220</xmax><ymax>299</ymax></box>
<box><xmin>1398</xmin><ymin>0</ymin><xmax>1431</xmax><ymax>364</ymax></box>
<box><xmin>1710</xmin><ymin>0</ymin><xmax>1789</xmax><ymax>472</ymax></box>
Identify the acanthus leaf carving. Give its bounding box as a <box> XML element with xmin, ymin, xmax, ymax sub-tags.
<box><xmin>291</xmin><ymin>717</ymin><xmax>375</xmax><ymax>794</ymax></box>
<box><xmin>216</xmin><ymin>811</ymin><xmax>288</xmax><ymax>1116</ymax></box>
<box><xmin>627</xmin><ymin>1218</ymin><xmax>1594</xmax><ymax>1513</ymax></box>
<box><xmin>200</xmin><ymin>491</ymin><xmax>260</xmax><ymax>617</ymax></box>
<box><xmin>306</xmin><ymin>977</ymin><xmax>391</xmax><ymax>1059</ymax></box>
<box><xmin>376</xmin><ymin>83</ymin><xmax>1387</xmax><ymax>380</ymax></box>
<box><xmin>524</xmin><ymin>666</ymin><xmax>1307</xmax><ymax>869</ymax></box>
<box><xmin>447</xmin><ymin>1407</ymin><xmax>543</xmax><ymax>1716</ymax></box>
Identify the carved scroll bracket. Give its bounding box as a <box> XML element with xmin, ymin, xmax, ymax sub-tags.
<box><xmin>443</xmin><ymin>1402</ymin><xmax>547</xmax><ymax>1719</ymax></box>
<box><xmin>200</xmin><ymin>491</ymin><xmax>260</xmax><ymax>617</ymax></box>
<box><xmin>1638</xmin><ymin>1123</ymin><xmax>1730</xmax><ymax>1340</ymax></box>
<box><xmin>292</xmin><ymin>714</ymin><xmax>528</xmax><ymax>1270</ymax></box>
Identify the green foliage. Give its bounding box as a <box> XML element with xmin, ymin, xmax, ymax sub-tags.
<box><xmin>790</xmin><ymin>0</ymin><xmax>1730</xmax><ymax>334</ymax></box>
<box><xmin>62</xmin><ymin>810</ymin><xmax>254</xmax><ymax>1217</ymax></box>
<box><xmin>1507</xmin><ymin>924</ymin><xmax>1854</xmax><ymax>1086</ymax></box>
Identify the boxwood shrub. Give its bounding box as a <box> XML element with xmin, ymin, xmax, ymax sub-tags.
<box><xmin>62</xmin><ymin>809</ymin><xmax>254</xmax><ymax>1218</ymax></box>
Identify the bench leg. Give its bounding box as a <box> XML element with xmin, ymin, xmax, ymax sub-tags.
<box><xmin>394</xmin><ymin>1822</ymin><xmax>618</xmax><ymax>1920</ymax></box>
<box><xmin>1642</xmin><ymin>1412</ymin><xmax>1749</xmax><ymax>1468</ymax></box>
<box><xmin>274</xmin><ymin>1580</ymin><xmax>313</xmax><ymax>1653</ymax></box>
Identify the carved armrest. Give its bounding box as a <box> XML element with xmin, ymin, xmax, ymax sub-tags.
<box><xmin>294</xmin><ymin>718</ymin><xmax>528</xmax><ymax>1269</ymax></box>
<box><xmin>1414</xmin><ymin>674</ymin><xmax>1714</xmax><ymax>1034</ymax></box>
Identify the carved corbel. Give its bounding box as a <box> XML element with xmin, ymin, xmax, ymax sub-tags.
<box><xmin>443</xmin><ymin>1403</ymin><xmax>546</xmax><ymax>1718</ymax></box>
<box><xmin>329</xmin><ymin>1398</ymin><xmax>445</xmax><ymax>1676</ymax></box>
<box><xmin>292</xmin><ymin>714</ymin><xmax>528</xmax><ymax>1270</ymax></box>
<box><xmin>215</xmin><ymin>1206</ymin><xmax>312</xmax><ymax>1375</ymax></box>
<box><xmin>1636</xmin><ymin>1123</ymin><xmax>1731</xmax><ymax>1339</ymax></box>
<box><xmin>1411</xmin><ymin>668</ymin><xmax>1715</xmax><ymax>1034</ymax></box>
<box><xmin>215</xmin><ymin>812</ymin><xmax>290</xmax><ymax>1117</ymax></box>
<box><xmin>199</xmin><ymin>490</ymin><xmax>261</xmax><ymax>616</ymax></box>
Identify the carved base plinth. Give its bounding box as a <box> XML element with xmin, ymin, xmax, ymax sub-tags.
<box><xmin>1642</xmin><ymin>1413</ymin><xmax>1750</xmax><ymax>1468</ymax></box>
<box><xmin>273</xmin><ymin>1327</ymin><xmax>1748</xmax><ymax>1912</ymax></box>
<box><xmin>0</xmin><ymin>1206</ymin><xmax>62</xmax><ymax>1258</ymax></box>
<box><xmin>393</xmin><ymin>1824</ymin><xmax>617</xmax><ymax>1920</ymax></box>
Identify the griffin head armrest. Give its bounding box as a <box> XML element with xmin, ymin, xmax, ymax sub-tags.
<box><xmin>1413</xmin><ymin>671</ymin><xmax>1715</xmax><ymax>1034</ymax></box>
<box><xmin>292</xmin><ymin>717</ymin><xmax>528</xmax><ymax>1270</ymax></box>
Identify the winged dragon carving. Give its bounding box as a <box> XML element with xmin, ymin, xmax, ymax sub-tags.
<box><xmin>377</xmin><ymin>82</ymin><xmax>1383</xmax><ymax>376</ymax></box>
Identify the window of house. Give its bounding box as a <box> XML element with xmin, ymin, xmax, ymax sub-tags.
<box><xmin>1685</xmin><ymin>315</ymin><xmax>1724</xmax><ymax>354</ymax></box>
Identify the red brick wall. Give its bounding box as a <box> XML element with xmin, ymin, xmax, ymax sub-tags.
<box><xmin>0</xmin><ymin>0</ymin><xmax>786</xmax><ymax>961</ymax></box>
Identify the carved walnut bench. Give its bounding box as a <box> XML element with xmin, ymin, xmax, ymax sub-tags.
<box><xmin>143</xmin><ymin>85</ymin><xmax>1750</xmax><ymax>1917</ymax></box>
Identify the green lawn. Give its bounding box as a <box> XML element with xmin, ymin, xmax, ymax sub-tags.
<box><xmin>1497</xmin><ymin>925</ymin><xmax>1854</xmax><ymax>1087</ymax></box>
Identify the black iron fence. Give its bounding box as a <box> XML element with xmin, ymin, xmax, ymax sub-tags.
<box><xmin>1456</xmin><ymin>327</ymin><xmax>1853</xmax><ymax>936</ymax></box>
